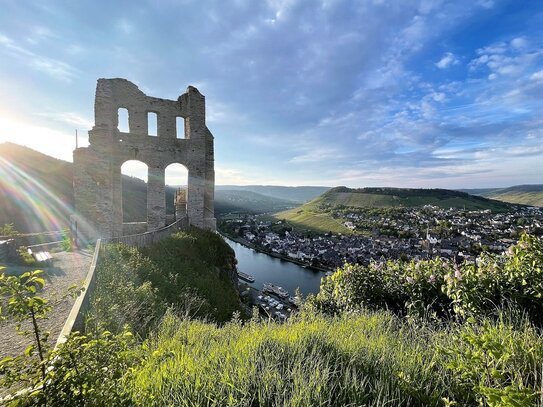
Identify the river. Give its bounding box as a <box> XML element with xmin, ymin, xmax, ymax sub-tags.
<box><xmin>223</xmin><ymin>237</ymin><xmax>324</xmax><ymax>296</ymax></box>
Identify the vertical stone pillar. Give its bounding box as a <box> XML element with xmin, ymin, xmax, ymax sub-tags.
<box><xmin>187</xmin><ymin>165</ymin><xmax>205</xmax><ymax>228</ymax></box>
<box><xmin>147</xmin><ymin>165</ymin><xmax>166</xmax><ymax>230</ymax></box>
<box><xmin>111</xmin><ymin>163</ymin><xmax>123</xmax><ymax>237</ymax></box>
<box><xmin>204</xmin><ymin>129</ymin><xmax>216</xmax><ymax>230</ymax></box>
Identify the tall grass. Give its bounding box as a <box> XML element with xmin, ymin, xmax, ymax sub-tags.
<box><xmin>124</xmin><ymin>309</ymin><xmax>543</xmax><ymax>406</ymax></box>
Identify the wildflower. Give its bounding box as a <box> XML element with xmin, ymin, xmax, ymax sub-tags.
<box><xmin>428</xmin><ymin>274</ymin><xmax>436</xmax><ymax>283</ymax></box>
<box><xmin>406</xmin><ymin>276</ymin><xmax>415</xmax><ymax>284</ymax></box>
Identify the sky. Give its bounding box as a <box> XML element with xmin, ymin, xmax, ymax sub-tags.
<box><xmin>0</xmin><ymin>0</ymin><xmax>542</xmax><ymax>188</ymax></box>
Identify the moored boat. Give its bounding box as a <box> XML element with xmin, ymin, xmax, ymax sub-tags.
<box><xmin>237</xmin><ymin>271</ymin><xmax>255</xmax><ymax>282</ymax></box>
<box><xmin>263</xmin><ymin>282</ymin><xmax>289</xmax><ymax>298</ymax></box>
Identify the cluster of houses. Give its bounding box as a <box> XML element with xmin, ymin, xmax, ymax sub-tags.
<box><xmin>221</xmin><ymin>205</ymin><xmax>543</xmax><ymax>270</ymax></box>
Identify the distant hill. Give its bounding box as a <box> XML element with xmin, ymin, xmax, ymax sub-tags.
<box><xmin>216</xmin><ymin>185</ymin><xmax>330</xmax><ymax>203</ymax></box>
<box><xmin>461</xmin><ymin>185</ymin><xmax>543</xmax><ymax>207</ymax></box>
<box><xmin>214</xmin><ymin>190</ymin><xmax>296</xmax><ymax>215</ymax></box>
<box><xmin>275</xmin><ymin>186</ymin><xmax>516</xmax><ymax>234</ymax></box>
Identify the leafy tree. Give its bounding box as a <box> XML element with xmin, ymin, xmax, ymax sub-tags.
<box><xmin>0</xmin><ymin>223</ymin><xmax>19</xmax><ymax>237</ymax></box>
<box><xmin>0</xmin><ymin>269</ymin><xmax>51</xmax><ymax>392</ymax></box>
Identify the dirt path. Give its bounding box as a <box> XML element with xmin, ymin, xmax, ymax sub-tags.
<box><xmin>0</xmin><ymin>249</ymin><xmax>93</xmax><ymax>359</ymax></box>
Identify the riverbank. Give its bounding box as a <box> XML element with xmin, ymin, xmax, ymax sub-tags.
<box><xmin>219</xmin><ymin>232</ymin><xmax>332</xmax><ymax>273</ymax></box>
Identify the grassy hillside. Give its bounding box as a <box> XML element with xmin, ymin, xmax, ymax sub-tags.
<box><xmin>214</xmin><ymin>189</ymin><xmax>296</xmax><ymax>215</ymax></box>
<box><xmin>88</xmin><ymin>228</ymin><xmax>241</xmax><ymax>334</ymax></box>
<box><xmin>463</xmin><ymin>185</ymin><xmax>543</xmax><ymax>207</ymax></box>
<box><xmin>275</xmin><ymin>186</ymin><xmax>515</xmax><ymax>234</ymax></box>
<box><xmin>216</xmin><ymin>185</ymin><xmax>330</xmax><ymax>203</ymax></box>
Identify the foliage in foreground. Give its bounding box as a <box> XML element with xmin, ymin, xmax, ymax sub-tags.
<box><xmin>4</xmin><ymin>234</ymin><xmax>543</xmax><ymax>406</ymax></box>
<box><xmin>314</xmin><ymin>233</ymin><xmax>543</xmax><ymax>324</ymax></box>
<box><xmin>4</xmin><ymin>307</ymin><xmax>543</xmax><ymax>407</ymax></box>
<box><xmin>128</xmin><ymin>310</ymin><xmax>543</xmax><ymax>407</ymax></box>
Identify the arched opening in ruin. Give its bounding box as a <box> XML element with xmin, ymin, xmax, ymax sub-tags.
<box><xmin>176</xmin><ymin>117</ymin><xmax>186</xmax><ymax>139</ymax></box>
<box><xmin>165</xmin><ymin>163</ymin><xmax>189</xmax><ymax>224</ymax></box>
<box><xmin>147</xmin><ymin>112</ymin><xmax>158</xmax><ymax>136</ymax></box>
<box><xmin>121</xmin><ymin>160</ymin><xmax>148</xmax><ymax>234</ymax></box>
<box><xmin>118</xmin><ymin>108</ymin><xmax>129</xmax><ymax>132</ymax></box>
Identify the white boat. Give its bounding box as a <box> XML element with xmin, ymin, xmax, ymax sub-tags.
<box><xmin>288</xmin><ymin>296</ymin><xmax>301</xmax><ymax>306</ymax></box>
<box><xmin>237</xmin><ymin>271</ymin><xmax>255</xmax><ymax>282</ymax></box>
<box><xmin>263</xmin><ymin>283</ymin><xmax>289</xmax><ymax>298</ymax></box>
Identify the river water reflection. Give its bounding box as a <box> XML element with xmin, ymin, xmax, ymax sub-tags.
<box><xmin>223</xmin><ymin>237</ymin><xmax>323</xmax><ymax>296</ymax></box>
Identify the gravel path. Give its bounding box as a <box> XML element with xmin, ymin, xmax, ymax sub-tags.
<box><xmin>0</xmin><ymin>249</ymin><xmax>93</xmax><ymax>359</ymax></box>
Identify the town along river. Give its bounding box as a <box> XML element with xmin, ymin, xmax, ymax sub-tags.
<box><xmin>223</xmin><ymin>237</ymin><xmax>324</xmax><ymax>296</ymax></box>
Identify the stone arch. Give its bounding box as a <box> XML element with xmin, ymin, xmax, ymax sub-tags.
<box><xmin>120</xmin><ymin>160</ymin><xmax>148</xmax><ymax>234</ymax></box>
<box><xmin>73</xmin><ymin>78</ymin><xmax>216</xmax><ymax>239</ymax></box>
<box><xmin>165</xmin><ymin>163</ymin><xmax>189</xmax><ymax>224</ymax></box>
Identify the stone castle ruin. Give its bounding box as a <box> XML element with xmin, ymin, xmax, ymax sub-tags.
<box><xmin>73</xmin><ymin>78</ymin><xmax>215</xmax><ymax>239</ymax></box>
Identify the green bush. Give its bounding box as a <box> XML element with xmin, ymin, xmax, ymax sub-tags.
<box><xmin>314</xmin><ymin>234</ymin><xmax>543</xmax><ymax>323</ymax></box>
<box><xmin>441</xmin><ymin>315</ymin><xmax>543</xmax><ymax>406</ymax></box>
<box><xmin>445</xmin><ymin>234</ymin><xmax>543</xmax><ymax>322</ymax></box>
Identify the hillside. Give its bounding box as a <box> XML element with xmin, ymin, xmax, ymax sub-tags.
<box><xmin>214</xmin><ymin>190</ymin><xmax>296</xmax><ymax>215</ymax></box>
<box><xmin>275</xmin><ymin>186</ymin><xmax>515</xmax><ymax>233</ymax></box>
<box><xmin>216</xmin><ymin>185</ymin><xmax>330</xmax><ymax>203</ymax></box>
<box><xmin>462</xmin><ymin>184</ymin><xmax>543</xmax><ymax>207</ymax></box>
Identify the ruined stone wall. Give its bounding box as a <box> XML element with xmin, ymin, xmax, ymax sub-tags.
<box><xmin>73</xmin><ymin>78</ymin><xmax>216</xmax><ymax>240</ymax></box>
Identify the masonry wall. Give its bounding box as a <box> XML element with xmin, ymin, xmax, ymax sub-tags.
<box><xmin>73</xmin><ymin>78</ymin><xmax>216</xmax><ymax>239</ymax></box>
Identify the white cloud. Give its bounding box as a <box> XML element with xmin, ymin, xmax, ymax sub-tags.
<box><xmin>477</xmin><ymin>0</ymin><xmax>494</xmax><ymax>8</ymax></box>
<box><xmin>435</xmin><ymin>52</ymin><xmax>458</xmax><ymax>69</ymax></box>
<box><xmin>511</xmin><ymin>36</ymin><xmax>527</xmax><ymax>49</ymax></box>
<box><xmin>531</xmin><ymin>69</ymin><xmax>543</xmax><ymax>81</ymax></box>
<box><xmin>0</xmin><ymin>33</ymin><xmax>77</xmax><ymax>82</ymax></box>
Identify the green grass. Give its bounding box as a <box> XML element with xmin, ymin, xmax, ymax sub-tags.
<box><xmin>26</xmin><ymin>233</ymin><xmax>542</xmax><ymax>407</ymax></box>
<box><xmin>88</xmin><ymin>227</ymin><xmax>242</xmax><ymax>336</ymax></box>
<box><xmin>124</xmin><ymin>309</ymin><xmax>543</xmax><ymax>407</ymax></box>
<box><xmin>276</xmin><ymin>206</ymin><xmax>353</xmax><ymax>234</ymax></box>
<box><xmin>489</xmin><ymin>192</ymin><xmax>543</xmax><ymax>207</ymax></box>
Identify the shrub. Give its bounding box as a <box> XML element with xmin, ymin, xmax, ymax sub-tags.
<box><xmin>16</xmin><ymin>247</ymin><xmax>36</xmax><ymax>266</ymax></box>
<box><xmin>441</xmin><ymin>315</ymin><xmax>543</xmax><ymax>406</ymax></box>
<box><xmin>314</xmin><ymin>234</ymin><xmax>543</xmax><ymax>324</ymax></box>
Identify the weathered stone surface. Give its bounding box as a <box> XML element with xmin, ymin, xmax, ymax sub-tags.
<box><xmin>73</xmin><ymin>78</ymin><xmax>216</xmax><ymax>239</ymax></box>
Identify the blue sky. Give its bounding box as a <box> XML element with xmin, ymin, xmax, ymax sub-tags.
<box><xmin>0</xmin><ymin>0</ymin><xmax>542</xmax><ymax>187</ymax></box>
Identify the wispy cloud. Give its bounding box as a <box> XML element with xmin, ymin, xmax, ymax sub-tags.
<box><xmin>436</xmin><ymin>52</ymin><xmax>458</xmax><ymax>69</ymax></box>
<box><xmin>39</xmin><ymin>112</ymin><xmax>93</xmax><ymax>130</ymax></box>
<box><xmin>0</xmin><ymin>33</ymin><xmax>77</xmax><ymax>82</ymax></box>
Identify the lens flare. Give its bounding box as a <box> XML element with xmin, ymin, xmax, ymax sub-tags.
<box><xmin>0</xmin><ymin>156</ymin><xmax>72</xmax><ymax>233</ymax></box>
